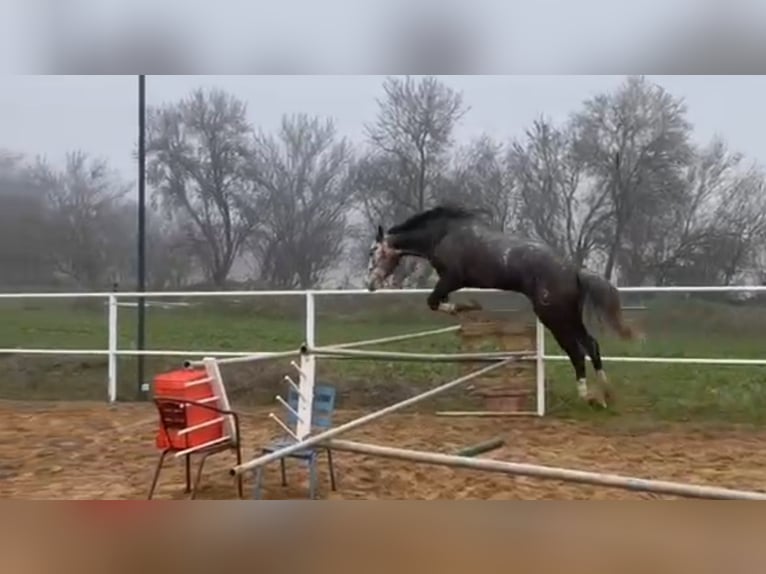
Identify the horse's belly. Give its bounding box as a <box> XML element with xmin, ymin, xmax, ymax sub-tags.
<box><xmin>465</xmin><ymin>257</ymin><xmax>525</xmax><ymax>292</ymax></box>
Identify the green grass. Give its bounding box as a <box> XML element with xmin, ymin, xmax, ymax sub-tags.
<box><xmin>2</xmin><ymin>292</ymin><xmax>766</xmax><ymax>426</ymax></box>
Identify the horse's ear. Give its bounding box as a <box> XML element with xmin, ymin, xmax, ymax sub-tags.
<box><xmin>376</xmin><ymin>224</ymin><xmax>384</xmax><ymax>242</ymax></box>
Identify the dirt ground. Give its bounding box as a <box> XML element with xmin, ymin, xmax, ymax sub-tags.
<box><xmin>1</xmin><ymin>399</ymin><xmax>766</xmax><ymax>500</ymax></box>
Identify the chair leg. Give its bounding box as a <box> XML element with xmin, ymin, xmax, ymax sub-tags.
<box><xmin>190</xmin><ymin>452</ymin><xmax>213</xmax><ymax>500</ymax></box>
<box><xmin>325</xmin><ymin>448</ymin><xmax>337</xmax><ymax>491</ymax></box>
<box><xmin>280</xmin><ymin>458</ymin><xmax>287</xmax><ymax>487</ymax></box>
<box><xmin>234</xmin><ymin>446</ymin><xmax>244</xmax><ymax>499</ymax></box>
<box><xmin>235</xmin><ymin>473</ymin><xmax>244</xmax><ymax>500</ymax></box>
<box><xmin>148</xmin><ymin>450</ymin><xmax>170</xmax><ymax>500</ymax></box>
<box><xmin>253</xmin><ymin>467</ymin><xmax>264</xmax><ymax>499</ymax></box>
<box><xmin>184</xmin><ymin>454</ymin><xmax>192</xmax><ymax>493</ymax></box>
<box><xmin>308</xmin><ymin>455</ymin><xmax>318</xmax><ymax>500</ymax></box>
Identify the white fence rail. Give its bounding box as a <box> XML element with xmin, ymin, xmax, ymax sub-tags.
<box><xmin>0</xmin><ymin>286</ymin><xmax>765</xmax><ymax>408</ymax></box>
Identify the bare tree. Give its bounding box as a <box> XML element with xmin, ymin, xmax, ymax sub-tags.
<box><xmin>354</xmin><ymin>152</ymin><xmax>419</xmax><ymax>232</ymax></box>
<box><xmin>246</xmin><ymin>114</ymin><xmax>356</xmax><ymax>289</ymax></box>
<box><xmin>362</xmin><ymin>75</ymin><xmax>468</xmax><ymax>214</ymax></box>
<box><xmin>445</xmin><ymin>134</ymin><xmax>517</xmax><ymax>232</ymax></box>
<box><xmin>570</xmin><ymin>75</ymin><xmax>694</xmax><ymax>281</ymax></box>
<box><xmin>652</xmin><ymin>138</ymin><xmax>766</xmax><ymax>285</ymax></box>
<box><xmin>30</xmin><ymin>151</ymin><xmax>133</xmax><ymax>289</ymax></box>
<box><xmin>146</xmin><ymin>87</ymin><xmax>258</xmax><ymax>286</ymax></box>
<box><xmin>144</xmin><ymin>208</ymin><xmax>200</xmax><ymax>290</ymax></box>
<box><xmin>0</xmin><ymin>151</ymin><xmax>53</xmax><ymax>288</ymax></box>
<box><xmin>358</xmin><ymin>75</ymin><xmax>469</xmax><ymax>286</ymax></box>
<box><xmin>713</xmin><ymin>165</ymin><xmax>766</xmax><ymax>283</ymax></box>
<box><xmin>345</xmin><ymin>153</ymin><xmax>416</xmax><ymax>283</ymax></box>
<box><xmin>508</xmin><ymin>117</ymin><xmax>609</xmax><ymax>268</ymax></box>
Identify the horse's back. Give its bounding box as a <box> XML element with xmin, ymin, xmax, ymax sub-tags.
<box><xmin>444</xmin><ymin>224</ymin><xmax>579</xmax><ymax>294</ymax></box>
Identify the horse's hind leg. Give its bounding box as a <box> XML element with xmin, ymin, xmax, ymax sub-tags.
<box><xmin>575</xmin><ymin>325</ymin><xmax>614</xmax><ymax>405</ymax></box>
<box><xmin>537</xmin><ymin>310</ymin><xmax>602</xmax><ymax>407</ymax></box>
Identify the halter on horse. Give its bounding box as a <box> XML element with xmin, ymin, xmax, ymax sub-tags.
<box><xmin>366</xmin><ymin>205</ymin><xmax>639</xmax><ymax>408</ymax></box>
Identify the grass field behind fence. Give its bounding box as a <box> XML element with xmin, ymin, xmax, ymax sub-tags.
<box><xmin>1</xmin><ymin>290</ymin><xmax>766</xmax><ymax>426</ymax></box>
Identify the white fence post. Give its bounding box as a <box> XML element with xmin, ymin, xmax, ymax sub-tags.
<box><xmin>107</xmin><ymin>294</ymin><xmax>118</xmax><ymax>403</ymax></box>
<box><xmin>535</xmin><ymin>318</ymin><xmax>546</xmax><ymax>416</ymax></box>
<box><xmin>296</xmin><ymin>291</ymin><xmax>317</xmax><ymax>439</ymax></box>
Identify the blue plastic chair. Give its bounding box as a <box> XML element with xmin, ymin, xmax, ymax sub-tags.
<box><xmin>253</xmin><ymin>383</ymin><xmax>337</xmax><ymax>499</ymax></box>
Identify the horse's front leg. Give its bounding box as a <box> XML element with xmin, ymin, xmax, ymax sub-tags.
<box><xmin>427</xmin><ymin>277</ymin><xmax>458</xmax><ymax>315</ymax></box>
<box><xmin>427</xmin><ymin>277</ymin><xmax>482</xmax><ymax>315</ymax></box>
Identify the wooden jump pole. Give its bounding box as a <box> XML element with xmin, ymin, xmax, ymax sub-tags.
<box><xmin>323</xmin><ymin>439</ymin><xmax>766</xmax><ymax>500</ymax></box>
<box><xmin>454</xmin><ymin>437</ymin><xmax>505</xmax><ymax>457</ymax></box>
<box><xmin>305</xmin><ymin>346</ymin><xmax>533</xmax><ymax>363</ymax></box>
<box><xmin>230</xmin><ymin>358</ymin><xmax>518</xmax><ymax>477</ymax></box>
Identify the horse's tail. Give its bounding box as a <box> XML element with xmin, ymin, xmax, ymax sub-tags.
<box><xmin>577</xmin><ymin>269</ymin><xmax>641</xmax><ymax>341</ymax></box>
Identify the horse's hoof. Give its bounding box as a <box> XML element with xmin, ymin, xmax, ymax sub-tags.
<box><xmin>454</xmin><ymin>300</ymin><xmax>483</xmax><ymax>314</ymax></box>
<box><xmin>586</xmin><ymin>396</ymin><xmax>608</xmax><ymax>409</ymax></box>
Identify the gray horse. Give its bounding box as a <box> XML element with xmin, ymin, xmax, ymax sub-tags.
<box><xmin>366</xmin><ymin>205</ymin><xmax>640</xmax><ymax>408</ymax></box>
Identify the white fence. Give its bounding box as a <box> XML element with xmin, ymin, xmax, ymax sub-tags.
<box><xmin>1</xmin><ymin>285</ymin><xmax>766</xmax><ymax>412</ymax></box>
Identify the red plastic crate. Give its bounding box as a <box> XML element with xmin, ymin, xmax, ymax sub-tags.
<box><xmin>153</xmin><ymin>369</ymin><xmax>224</xmax><ymax>450</ymax></box>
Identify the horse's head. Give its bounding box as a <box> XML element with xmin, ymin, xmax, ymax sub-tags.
<box><xmin>366</xmin><ymin>224</ymin><xmax>402</xmax><ymax>292</ymax></box>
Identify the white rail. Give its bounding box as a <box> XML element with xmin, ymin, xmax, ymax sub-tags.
<box><xmin>0</xmin><ymin>284</ymin><xmax>765</xmax><ymax>298</ymax></box>
<box><xmin>0</xmin><ymin>285</ymin><xmax>764</xmax><ymax>405</ymax></box>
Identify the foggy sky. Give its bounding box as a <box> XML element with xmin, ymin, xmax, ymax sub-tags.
<box><xmin>2</xmin><ymin>75</ymin><xmax>766</xmax><ymax>195</ymax></box>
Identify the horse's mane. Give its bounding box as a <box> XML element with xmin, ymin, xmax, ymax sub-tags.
<box><xmin>388</xmin><ymin>205</ymin><xmax>479</xmax><ymax>234</ymax></box>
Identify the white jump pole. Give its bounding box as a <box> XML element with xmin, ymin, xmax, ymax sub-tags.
<box><xmin>324</xmin><ymin>325</ymin><xmax>461</xmax><ymax>351</ymax></box>
<box><xmin>230</xmin><ymin>357</ymin><xmax>518</xmax><ymax>477</ymax></box>
<box><xmin>184</xmin><ymin>349</ymin><xmax>301</xmax><ymax>368</ymax></box>
<box><xmin>324</xmin><ymin>439</ymin><xmax>766</xmax><ymax>500</ymax></box>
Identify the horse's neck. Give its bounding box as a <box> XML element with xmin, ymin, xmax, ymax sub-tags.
<box><xmin>390</xmin><ymin>229</ymin><xmax>440</xmax><ymax>258</ymax></box>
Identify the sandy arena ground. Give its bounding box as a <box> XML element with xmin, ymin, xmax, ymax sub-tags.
<box><xmin>1</xmin><ymin>400</ymin><xmax>766</xmax><ymax>499</ymax></box>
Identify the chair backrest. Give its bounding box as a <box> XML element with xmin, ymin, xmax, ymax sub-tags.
<box><xmin>153</xmin><ymin>397</ymin><xmax>236</xmax><ymax>451</ymax></box>
<box><xmin>286</xmin><ymin>383</ymin><xmax>336</xmax><ymax>432</ymax></box>
<box><xmin>312</xmin><ymin>384</ymin><xmax>336</xmax><ymax>430</ymax></box>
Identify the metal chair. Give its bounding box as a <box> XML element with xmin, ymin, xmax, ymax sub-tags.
<box><xmin>148</xmin><ymin>398</ymin><xmax>244</xmax><ymax>500</ymax></box>
<box><xmin>253</xmin><ymin>383</ymin><xmax>337</xmax><ymax>499</ymax></box>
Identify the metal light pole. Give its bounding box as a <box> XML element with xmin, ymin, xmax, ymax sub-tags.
<box><xmin>137</xmin><ymin>74</ymin><xmax>147</xmax><ymax>398</ymax></box>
